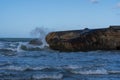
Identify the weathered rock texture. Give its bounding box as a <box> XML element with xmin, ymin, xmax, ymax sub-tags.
<box><xmin>46</xmin><ymin>26</ymin><xmax>120</xmax><ymax>51</ymax></box>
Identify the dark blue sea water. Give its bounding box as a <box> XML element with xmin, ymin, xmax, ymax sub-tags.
<box><xmin>0</xmin><ymin>38</ymin><xmax>120</xmax><ymax>80</ymax></box>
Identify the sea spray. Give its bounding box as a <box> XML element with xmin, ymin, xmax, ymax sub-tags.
<box><xmin>30</xmin><ymin>26</ymin><xmax>51</xmax><ymax>47</ymax></box>
<box><xmin>16</xmin><ymin>27</ymin><xmax>52</xmax><ymax>51</ymax></box>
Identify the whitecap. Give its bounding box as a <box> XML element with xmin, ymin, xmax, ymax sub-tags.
<box><xmin>71</xmin><ymin>68</ymin><xmax>108</xmax><ymax>75</ymax></box>
<box><xmin>16</xmin><ymin>42</ymin><xmax>27</xmax><ymax>52</ymax></box>
<box><xmin>5</xmin><ymin>48</ymin><xmax>16</xmax><ymax>52</ymax></box>
<box><xmin>0</xmin><ymin>65</ymin><xmax>26</xmax><ymax>71</ymax></box>
<box><xmin>0</xmin><ymin>65</ymin><xmax>51</xmax><ymax>71</ymax></box>
<box><xmin>17</xmin><ymin>42</ymin><xmax>47</xmax><ymax>52</ymax></box>
<box><xmin>31</xmin><ymin>66</ymin><xmax>50</xmax><ymax>71</ymax></box>
<box><xmin>0</xmin><ymin>48</ymin><xmax>16</xmax><ymax>52</ymax></box>
<box><xmin>9</xmin><ymin>42</ymin><xmax>18</xmax><ymax>47</ymax></box>
<box><xmin>108</xmin><ymin>70</ymin><xmax>120</xmax><ymax>74</ymax></box>
<box><xmin>62</xmin><ymin>65</ymin><xmax>82</xmax><ymax>70</ymax></box>
<box><xmin>32</xmin><ymin>73</ymin><xmax>63</xmax><ymax>79</ymax></box>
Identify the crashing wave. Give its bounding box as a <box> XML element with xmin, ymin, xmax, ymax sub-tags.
<box><xmin>0</xmin><ymin>42</ymin><xmax>20</xmax><ymax>52</ymax></box>
<box><xmin>19</xmin><ymin>42</ymin><xmax>48</xmax><ymax>51</ymax></box>
<box><xmin>0</xmin><ymin>41</ymin><xmax>49</xmax><ymax>52</ymax></box>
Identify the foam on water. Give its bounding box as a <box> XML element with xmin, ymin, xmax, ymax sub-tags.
<box><xmin>0</xmin><ymin>37</ymin><xmax>120</xmax><ymax>80</ymax></box>
<box><xmin>70</xmin><ymin>68</ymin><xmax>108</xmax><ymax>75</ymax></box>
<box><xmin>0</xmin><ymin>27</ymin><xmax>50</xmax><ymax>52</ymax></box>
<box><xmin>18</xmin><ymin>42</ymin><xmax>47</xmax><ymax>51</ymax></box>
<box><xmin>62</xmin><ymin>65</ymin><xmax>82</xmax><ymax>70</ymax></box>
<box><xmin>108</xmin><ymin>71</ymin><xmax>120</xmax><ymax>74</ymax></box>
<box><xmin>0</xmin><ymin>41</ymin><xmax>48</xmax><ymax>53</ymax></box>
<box><xmin>0</xmin><ymin>42</ymin><xmax>20</xmax><ymax>52</ymax></box>
<box><xmin>16</xmin><ymin>42</ymin><xmax>28</xmax><ymax>52</ymax></box>
<box><xmin>0</xmin><ymin>65</ymin><xmax>51</xmax><ymax>71</ymax></box>
<box><xmin>32</xmin><ymin>73</ymin><xmax>63</xmax><ymax>79</ymax></box>
<box><xmin>0</xmin><ymin>48</ymin><xmax>15</xmax><ymax>52</ymax></box>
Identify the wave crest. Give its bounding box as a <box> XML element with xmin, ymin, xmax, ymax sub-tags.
<box><xmin>0</xmin><ymin>65</ymin><xmax>50</xmax><ymax>71</ymax></box>
<box><xmin>32</xmin><ymin>73</ymin><xmax>63</xmax><ymax>79</ymax></box>
<box><xmin>70</xmin><ymin>69</ymin><xmax>108</xmax><ymax>75</ymax></box>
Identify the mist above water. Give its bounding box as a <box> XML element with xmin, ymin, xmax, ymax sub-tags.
<box><xmin>30</xmin><ymin>26</ymin><xmax>52</xmax><ymax>46</ymax></box>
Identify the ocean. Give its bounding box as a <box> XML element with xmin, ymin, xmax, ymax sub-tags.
<box><xmin>0</xmin><ymin>38</ymin><xmax>120</xmax><ymax>80</ymax></box>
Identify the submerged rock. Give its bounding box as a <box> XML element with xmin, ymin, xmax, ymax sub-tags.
<box><xmin>29</xmin><ymin>39</ymin><xmax>43</xmax><ymax>46</ymax></box>
<box><xmin>19</xmin><ymin>39</ymin><xmax>43</xmax><ymax>51</ymax></box>
<box><xmin>20</xmin><ymin>45</ymin><xmax>42</xmax><ymax>51</ymax></box>
<box><xmin>46</xmin><ymin>26</ymin><xmax>120</xmax><ymax>51</ymax></box>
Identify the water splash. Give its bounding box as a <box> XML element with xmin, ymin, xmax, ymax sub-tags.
<box><xmin>30</xmin><ymin>26</ymin><xmax>51</xmax><ymax>47</ymax></box>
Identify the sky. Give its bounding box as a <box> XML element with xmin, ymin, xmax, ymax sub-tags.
<box><xmin>0</xmin><ymin>0</ymin><xmax>120</xmax><ymax>38</ymax></box>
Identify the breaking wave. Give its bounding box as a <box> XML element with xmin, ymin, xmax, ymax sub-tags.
<box><xmin>70</xmin><ymin>69</ymin><xmax>108</xmax><ymax>75</ymax></box>
<box><xmin>0</xmin><ymin>27</ymin><xmax>51</xmax><ymax>52</ymax></box>
<box><xmin>0</xmin><ymin>65</ymin><xmax>51</xmax><ymax>71</ymax></box>
<box><xmin>0</xmin><ymin>41</ymin><xmax>49</xmax><ymax>53</ymax></box>
<box><xmin>0</xmin><ymin>65</ymin><xmax>120</xmax><ymax>75</ymax></box>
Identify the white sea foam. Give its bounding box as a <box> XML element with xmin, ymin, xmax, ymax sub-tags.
<box><xmin>6</xmin><ymin>48</ymin><xmax>16</xmax><ymax>52</ymax></box>
<box><xmin>16</xmin><ymin>42</ymin><xmax>27</xmax><ymax>52</ymax></box>
<box><xmin>0</xmin><ymin>65</ymin><xmax>50</xmax><ymax>71</ymax></box>
<box><xmin>0</xmin><ymin>65</ymin><xmax>26</xmax><ymax>71</ymax></box>
<box><xmin>0</xmin><ymin>42</ymin><xmax>25</xmax><ymax>52</ymax></box>
<box><xmin>17</xmin><ymin>41</ymin><xmax>48</xmax><ymax>52</ymax></box>
<box><xmin>108</xmin><ymin>71</ymin><xmax>120</xmax><ymax>74</ymax></box>
<box><xmin>63</xmin><ymin>65</ymin><xmax>82</xmax><ymax>70</ymax></box>
<box><xmin>71</xmin><ymin>69</ymin><xmax>108</xmax><ymax>75</ymax></box>
<box><xmin>32</xmin><ymin>73</ymin><xmax>63</xmax><ymax>79</ymax></box>
<box><xmin>31</xmin><ymin>66</ymin><xmax>50</xmax><ymax>71</ymax></box>
<box><xmin>9</xmin><ymin>42</ymin><xmax>17</xmax><ymax>47</ymax></box>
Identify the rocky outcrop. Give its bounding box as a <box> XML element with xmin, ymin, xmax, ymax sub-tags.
<box><xmin>29</xmin><ymin>39</ymin><xmax>43</xmax><ymax>46</ymax></box>
<box><xmin>46</xmin><ymin>26</ymin><xmax>120</xmax><ymax>51</ymax></box>
<box><xmin>20</xmin><ymin>39</ymin><xmax>43</xmax><ymax>51</ymax></box>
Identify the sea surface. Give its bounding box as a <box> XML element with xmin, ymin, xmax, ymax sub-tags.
<box><xmin>0</xmin><ymin>38</ymin><xmax>120</xmax><ymax>80</ymax></box>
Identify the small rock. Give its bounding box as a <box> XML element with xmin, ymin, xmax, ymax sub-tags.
<box><xmin>29</xmin><ymin>39</ymin><xmax>43</xmax><ymax>46</ymax></box>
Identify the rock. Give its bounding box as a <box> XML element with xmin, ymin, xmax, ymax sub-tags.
<box><xmin>20</xmin><ymin>39</ymin><xmax>44</xmax><ymax>51</ymax></box>
<box><xmin>29</xmin><ymin>39</ymin><xmax>43</xmax><ymax>46</ymax></box>
<box><xmin>46</xmin><ymin>26</ymin><xmax>120</xmax><ymax>51</ymax></box>
<box><xmin>20</xmin><ymin>45</ymin><xmax>42</xmax><ymax>51</ymax></box>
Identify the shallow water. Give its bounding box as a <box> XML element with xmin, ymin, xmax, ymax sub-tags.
<box><xmin>0</xmin><ymin>38</ymin><xmax>120</xmax><ymax>80</ymax></box>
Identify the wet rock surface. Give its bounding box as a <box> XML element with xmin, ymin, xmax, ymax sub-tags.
<box><xmin>29</xmin><ymin>39</ymin><xmax>43</xmax><ymax>46</ymax></box>
<box><xmin>46</xmin><ymin>26</ymin><xmax>120</xmax><ymax>51</ymax></box>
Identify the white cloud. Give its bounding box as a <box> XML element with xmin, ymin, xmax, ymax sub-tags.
<box><xmin>90</xmin><ymin>0</ymin><xmax>99</xmax><ymax>4</ymax></box>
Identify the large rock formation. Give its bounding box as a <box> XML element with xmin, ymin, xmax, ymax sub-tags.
<box><xmin>46</xmin><ymin>26</ymin><xmax>120</xmax><ymax>51</ymax></box>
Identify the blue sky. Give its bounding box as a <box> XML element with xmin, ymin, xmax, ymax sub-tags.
<box><xmin>0</xmin><ymin>0</ymin><xmax>120</xmax><ymax>37</ymax></box>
